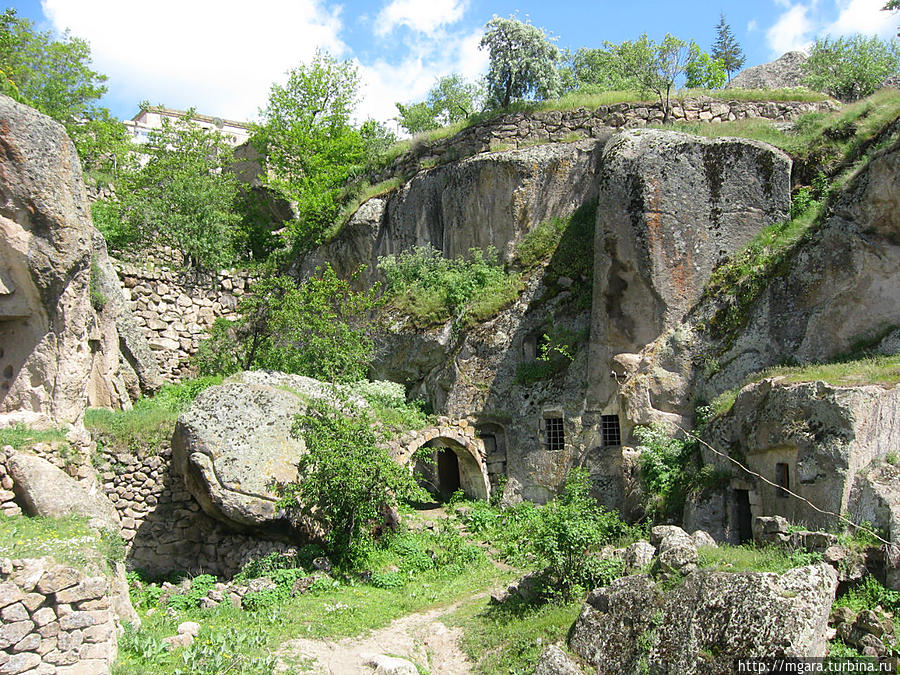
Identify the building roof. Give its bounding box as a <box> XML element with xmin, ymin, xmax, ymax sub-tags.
<box><xmin>129</xmin><ymin>106</ymin><xmax>251</xmax><ymax>131</ymax></box>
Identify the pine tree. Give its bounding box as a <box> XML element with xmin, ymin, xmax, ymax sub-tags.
<box><xmin>711</xmin><ymin>13</ymin><xmax>746</xmax><ymax>82</ymax></box>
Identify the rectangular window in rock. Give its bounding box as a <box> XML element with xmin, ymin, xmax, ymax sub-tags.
<box><xmin>776</xmin><ymin>463</ymin><xmax>790</xmax><ymax>498</ymax></box>
<box><xmin>601</xmin><ymin>415</ymin><xmax>621</xmax><ymax>447</ymax></box>
<box><xmin>545</xmin><ymin>417</ymin><xmax>564</xmax><ymax>451</ymax></box>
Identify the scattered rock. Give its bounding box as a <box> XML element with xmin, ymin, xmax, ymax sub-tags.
<box><xmin>728</xmin><ymin>51</ymin><xmax>809</xmax><ymax>91</ymax></box>
<box><xmin>361</xmin><ymin>653</ymin><xmax>419</xmax><ymax>675</ymax></box>
<box><xmin>7</xmin><ymin>453</ymin><xmax>120</xmax><ymax>531</ymax></box>
<box><xmin>177</xmin><ymin>621</ymin><xmax>200</xmax><ymax>637</ymax></box>
<box><xmin>624</xmin><ymin>541</ymin><xmax>656</xmax><ymax>571</ymax></box>
<box><xmin>534</xmin><ymin>644</ymin><xmax>584</xmax><ymax>675</ymax></box>
<box><xmin>690</xmin><ymin>530</ymin><xmax>717</xmax><ymax>548</ymax></box>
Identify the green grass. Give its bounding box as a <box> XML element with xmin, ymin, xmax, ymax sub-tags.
<box><xmin>0</xmin><ymin>425</ymin><xmax>68</xmax><ymax>451</ymax></box>
<box><xmin>85</xmin><ymin>376</ymin><xmax>221</xmax><ymax>456</ymax></box>
<box><xmin>449</xmin><ymin>597</ymin><xmax>582</xmax><ymax>675</ymax></box>
<box><xmin>114</xmin><ymin>523</ymin><xmax>513</xmax><ymax>674</ymax></box>
<box><xmin>0</xmin><ymin>512</ymin><xmax>124</xmax><ymax>572</ymax></box>
<box><xmin>707</xmin><ymin>353</ymin><xmax>900</xmax><ymax>418</ymax></box>
<box><xmin>697</xmin><ymin>544</ymin><xmax>822</xmax><ymax>574</ymax></box>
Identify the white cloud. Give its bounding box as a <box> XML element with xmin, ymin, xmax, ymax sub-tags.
<box><xmin>375</xmin><ymin>0</ymin><xmax>467</xmax><ymax>36</ymax></box>
<box><xmin>824</xmin><ymin>0</ymin><xmax>898</xmax><ymax>38</ymax></box>
<box><xmin>357</xmin><ymin>27</ymin><xmax>488</xmax><ymax>129</ymax></box>
<box><xmin>765</xmin><ymin>0</ymin><xmax>898</xmax><ymax>57</ymax></box>
<box><xmin>766</xmin><ymin>2</ymin><xmax>816</xmax><ymax>55</ymax></box>
<box><xmin>40</xmin><ymin>0</ymin><xmax>345</xmax><ymax>122</ymax></box>
<box><xmin>747</xmin><ymin>19</ymin><xmax>759</xmax><ymax>32</ymax></box>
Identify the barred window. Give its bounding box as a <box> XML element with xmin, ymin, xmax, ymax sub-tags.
<box><xmin>545</xmin><ymin>417</ymin><xmax>565</xmax><ymax>451</ymax></box>
<box><xmin>601</xmin><ymin>415</ymin><xmax>621</xmax><ymax>447</ymax></box>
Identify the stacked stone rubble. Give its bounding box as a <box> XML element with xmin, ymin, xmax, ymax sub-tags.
<box><xmin>0</xmin><ymin>558</ymin><xmax>118</xmax><ymax>675</ymax></box>
<box><xmin>113</xmin><ymin>262</ymin><xmax>252</xmax><ymax>382</ymax></box>
<box><xmin>368</xmin><ymin>97</ymin><xmax>837</xmax><ymax>182</ymax></box>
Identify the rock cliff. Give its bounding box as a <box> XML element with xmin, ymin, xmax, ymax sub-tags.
<box><xmin>0</xmin><ymin>96</ymin><xmax>158</xmax><ymax>426</ymax></box>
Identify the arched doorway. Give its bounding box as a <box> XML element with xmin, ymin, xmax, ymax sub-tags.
<box><xmin>411</xmin><ymin>436</ymin><xmax>490</xmax><ymax>501</ymax></box>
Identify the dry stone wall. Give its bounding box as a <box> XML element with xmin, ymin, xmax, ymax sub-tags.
<box><xmin>114</xmin><ymin>261</ymin><xmax>252</xmax><ymax>382</ymax></box>
<box><xmin>369</xmin><ymin>97</ymin><xmax>837</xmax><ymax>183</ymax></box>
<box><xmin>0</xmin><ymin>557</ymin><xmax>119</xmax><ymax>675</ymax></box>
<box><xmin>8</xmin><ymin>440</ymin><xmax>292</xmax><ymax>579</ymax></box>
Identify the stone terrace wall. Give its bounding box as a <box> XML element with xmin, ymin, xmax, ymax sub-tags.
<box><xmin>114</xmin><ymin>261</ymin><xmax>252</xmax><ymax>382</ymax></box>
<box><xmin>11</xmin><ymin>441</ymin><xmax>292</xmax><ymax>580</ymax></box>
<box><xmin>369</xmin><ymin>97</ymin><xmax>838</xmax><ymax>183</ymax></box>
<box><xmin>0</xmin><ymin>557</ymin><xmax>119</xmax><ymax>675</ymax></box>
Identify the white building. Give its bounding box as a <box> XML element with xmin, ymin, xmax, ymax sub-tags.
<box><xmin>123</xmin><ymin>106</ymin><xmax>251</xmax><ymax>146</ymax></box>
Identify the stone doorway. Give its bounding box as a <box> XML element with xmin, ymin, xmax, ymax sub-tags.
<box><xmin>734</xmin><ymin>489</ymin><xmax>753</xmax><ymax>544</ymax></box>
<box><xmin>437</xmin><ymin>448</ymin><xmax>461</xmax><ymax>501</ymax></box>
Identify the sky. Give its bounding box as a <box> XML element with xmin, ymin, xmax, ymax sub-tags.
<box><xmin>7</xmin><ymin>0</ymin><xmax>899</xmax><ymax>127</ymax></box>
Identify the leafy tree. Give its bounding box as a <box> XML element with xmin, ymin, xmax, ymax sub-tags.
<box><xmin>711</xmin><ymin>13</ymin><xmax>746</xmax><ymax>82</ymax></box>
<box><xmin>395</xmin><ymin>100</ymin><xmax>439</xmax><ymax>134</ymax></box>
<box><xmin>395</xmin><ymin>74</ymin><xmax>482</xmax><ymax>134</ymax></box>
<box><xmin>92</xmin><ymin>113</ymin><xmax>242</xmax><ymax>268</ymax></box>
<box><xmin>67</xmin><ymin>110</ymin><xmax>135</xmax><ymax>180</ymax></box>
<box><xmin>253</xmin><ymin>50</ymin><xmax>369</xmax><ymax>251</ymax></box>
<box><xmin>196</xmin><ymin>265</ymin><xmax>379</xmax><ymax>383</ymax></box>
<box><xmin>684</xmin><ymin>48</ymin><xmax>727</xmax><ymax>89</ymax></box>
<box><xmin>480</xmin><ymin>15</ymin><xmax>561</xmax><ymax>108</ymax></box>
<box><xmin>0</xmin><ymin>8</ymin><xmax>107</xmax><ymax>123</ymax></box>
<box><xmin>801</xmin><ymin>34</ymin><xmax>900</xmax><ymax>101</ymax></box>
<box><xmin>567</xmin><ymin>47</ymin><xmax>643</xmax><ymax>92</ymax></box>
<box><xmin>605</xmin><ymin>34</ymin><xmax>707</xmax><ymax>123</ymax></box>
<box><xmin>278</xmin><ymin>399</ymin><xmax>430</xmax><ymax>565</ymax></box>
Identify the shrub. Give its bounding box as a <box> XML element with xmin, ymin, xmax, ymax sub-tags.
<box><xmin>528</xmin><ymin>468</ymin><xmax>632</xmax><ymax>601</ymax></box>
<box><xmin>635</xmin><ymin>424</ymin><xmax>701</xmax><ymax>522</ymax></box>
<box><xmin>378</xmin><ymin>245</ymin><xmax>519</xmax><ymax>327</ymax></box>
<box><xmin>195</xmin><ymin>266</ymin><xmax>379</xmax><ymax>383</ymax></box>
<box><xmin>802</xmin><ymin>35</ymin><xmax>900</xmax><ymax>102</ymax></box>
<box><xmin>165</xmin><ymin>574</ymin><xmax>217</xmax><ymax>611</ymax></box>
<box><xmin>277</xmin><ymin>399</ymin><xmax>431</xmax><ymax>566</ymax></box>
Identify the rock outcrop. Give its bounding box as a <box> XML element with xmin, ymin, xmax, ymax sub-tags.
<box><xmin>569</xmin><ymin>564</ymin><xmax>837</xmax><ymax>674</ymax></box>
<box><xmin>714</xmin><ymin>379</ymin><xmax>899</xmax><ymax>531</ymax></box>
<box><xmin>728</xmin><ymin>51</ymin><xmax>809</xmax><ymax>91</ymax></box>
<box><xmin>172</xmin><ymin>371</ymin><xmax>358</xmax><ymax>533</ymax></box>
<box><xmin>301</xmin><ymin>140</ymin><xmax>605</xmax><ymax>287</ymax></box>
<box><xmin>0</xmin><ymin>95</ymin><xmax>156</xmax><ymax>425</ymax></box>
<box><xmin>6</xmin><ymin>452</ymin><xmax>121</xmax><ymax>532</ymax></box>
<box><xmin>588</xmin><ymin>130</ymin><xmax>791</xmax><ymax>419</ymax></box>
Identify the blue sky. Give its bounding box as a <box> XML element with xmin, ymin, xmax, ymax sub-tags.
<box><xmin>7</xmin><ymin>0</ymin><xmax>899</xmax><ymax>126</ymax></box>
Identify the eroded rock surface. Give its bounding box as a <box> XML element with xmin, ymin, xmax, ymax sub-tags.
<box><xmin>569</xmin><ymin>564</ymin><xmax>837</xmax><ymax>674</ymax></box>
<box><xmin>172</xmin><ymin>371</ymin><xmax>356</xmax><ymax>533</ymax></box>
<box><xmin>7</xmin><ymin>452</ymin><xmax>121</xmax><ymax>531</ymax></box>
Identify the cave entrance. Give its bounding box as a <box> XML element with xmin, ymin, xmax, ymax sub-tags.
<box><xmin>437</xmin><ymin>448</ymin><xmax>461</xmax><ymax>501</ymax></box>
<box><xmin>734</xmin><ymin>489</ymin><xmax>753</xmax><ymax>544</ymax></box>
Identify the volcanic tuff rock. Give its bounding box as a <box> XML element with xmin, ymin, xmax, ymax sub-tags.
<box><xmin>589</xmin><ymin>129</ymin><xmax>791</xmax><ymax>414</ymax></box>
<box><xmin>300</xmin><ymin>139</ymin><xmax>605</xmax><ymax>287</ymax></box>
<box><xmin>701</xmin><ymin>138</ymin><xmax>900</xmax><ymax>396</ymax></box>
<box><xmin>569</xmin><ymin>564</ymin><xmax>837</xmax><ymax>674</ymax></box>
<box><xmin>7</xmin><ymin>452</ymin><xmax>121</xmax><ymax>531</ymax></box>
<box><xmin>701</xmin><ymin>378</ymin><xmax>900</xmax><ymax>535</ymax></box>
<box><xmin>728</xmin><ymin>51</ymin><xmax>809</xmax><ymax>91</ymax></box>
<box><xmin>172</xmin><ymin>371</ymin><xmax>362</xmax><ymax>533</ymax></box>
<box><xmin>0</xmin><ymin>95</ymin><xmax>155</xmax><ymax>425</ymax></box>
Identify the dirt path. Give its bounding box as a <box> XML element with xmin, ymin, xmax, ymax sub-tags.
<box><xmin>275</xmin><ymin>599</ymin><xmax>474</xmax><ymax>674</ymax></box>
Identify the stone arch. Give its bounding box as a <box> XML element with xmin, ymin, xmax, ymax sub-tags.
<box><xmin>403</xmin><ymin>427</ymin><xmax>490</xmax><ymax>501</ymax></box>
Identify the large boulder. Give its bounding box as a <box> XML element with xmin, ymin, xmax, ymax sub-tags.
<box><xmin>588</xmin><ymin>130</ymin><xmax>791</xmax><ymax>416</ymax></box>
<box><xmin>7</xmin><ymin>452</ymin><xmax>121</xmax><ymax>531</ymax></box>
<box><xmin>728</xmin><ymin>51</ymin><xmax>809</xmax><ymax>91</ymax></box>
<box><xmin>0</xmin><ymin>95</ymin><xmax>153</xmax><ymax>425</ymax></box>
<box><xmin>171</xmin><ymin>371</ymin><xmax>355</xmax><ymax>533</ymax></box>
<box><xmin>569</xmin><ymin>564</ymin><xmax>837</xmax><ymax>674</ymax></box>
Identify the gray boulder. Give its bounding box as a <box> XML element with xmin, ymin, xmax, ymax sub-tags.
<box><xmin>172</xmin><ymin>371</ymin><xmax>356</xmax><ymax>532</ymax></box>
<box><xmin>570</xmin><ymin>564</ymin><xmax>837</xmax><ymax>673</ymax></box>
<box><xmin>624</xmin><ymin>541</ymin><xmax>656</xmax><ymax>571</ymax></box>
<box><xmin>7</xmin><ymin>452</ymin><xmax>121</xmax><ymax>531</ymax></box>
<box><xmin>728</xmin><ymin>51</ymin><xmax>809</xmax><ymax>90</ymax></box>
<box><xmin>534</xmin><ymin>645</ymin><xmax>584</xmax><ymax>675</ymax></box>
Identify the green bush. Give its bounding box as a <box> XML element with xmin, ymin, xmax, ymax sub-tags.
<box><xmin>802</xmin><ymin>35</ymin><xmax>900</xmax><ymax>102</ymax></box>
<box><xmin>278</xmin><ymin>399</ymin><xmax>431</xmax><ymax>566</ymax></box>
<box><xmin>195</xmin><ymin>267</ymin><xmax>378</xmax><ymax>383</ymax></box>
<box><xmin>635</xmin><ymin>424</ymin><xmax>705</xmax><ymax>523</ymax></box>
<box><xmin>166</xmin><ymin>574</ymin><xmax>218</xmax><ymax>611</ymax></box>
<box><xmin>378</xmin><ymin>245</ymin><xmax>520</xmax><ymax>328</ymax></box>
